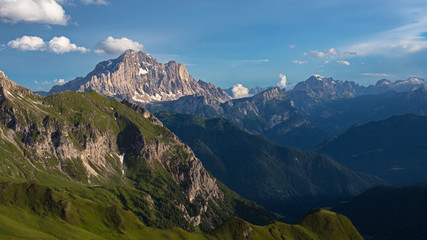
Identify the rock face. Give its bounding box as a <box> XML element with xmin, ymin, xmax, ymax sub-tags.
<box><xmin>148</xmin><ymin>87</ymin><xmax>330</xmax><ymax>149</ymax></box>
<box><xmin>48</xmin><ymin>50</ymin><xmax>231</xmax><ymax>103</ymax></box>
<box><xmin>0</xmin><ymin>72</ymin><xmax>274</xmax><ymax>230</ymax></box>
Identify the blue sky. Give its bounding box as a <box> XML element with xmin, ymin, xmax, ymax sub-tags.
<box><xmin>1</xmin><ymin>0</ymin><xmax>427</xmax><ymax>91</ymax></box>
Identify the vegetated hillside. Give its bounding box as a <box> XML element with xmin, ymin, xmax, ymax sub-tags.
<box><xmin>0</xmin><ymin>182</ymin><xmax>363</xmax><ymax>240</ymax></box>
<box><xmin>155</xmin><ymin>112</ymin><xmax>384</xmax><ymax>221</ymax></box>
<box><xmin>333</xmin><ymin>184</ymin><xmax>427</xmax><ymax>240</ymax></box>
<box><xmin>149</xmin><ymin>87</ymin><xmax>330</xmax><ymax>150</ymax></box>
<box><xmin>316</xmin><ymin>114</ymin><xmax>427</xmax><ymax>185</ymax></box>
<box><xmin>0</xmin><ymin>71</ymin><xmax>274</xmax><ymax>232</ymax></box>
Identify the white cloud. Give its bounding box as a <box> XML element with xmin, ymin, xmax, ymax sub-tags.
<box><xmin>324</xmin><ymin>60</ymin><xmax>330</xmax><ymax>64</ymax></box>
<box><xmin>48</xmin><ymin>36</ymin><xmax>88</xmax><ymax>54</ymax></box>
<box><xmin>336</xmin><ymin>60</ymin><xmax>351</xmax><ymax>66</ymax></box>
<box><xmin>7</xmin><ymin>36</ymin><xmax>46</xmax><ymax>51</ymax></box>
<box><xmin>325</xmin><ymin>48</ymin><xmax>339</xmax><ymax>57</ymax></box>
<box><xmin>231</xmin><ymin>84</ymin><xmax>251</xmax><ymax>99</ymax></box>
<box><xmin>309</xmin><ymin>50</ymin><xmax>326</xmax><ymax>58</ymax></box>
<box><xmin>0</xmin><ymin>0</ymin><xmax>69</xmax><ymax>25</ymax></box>
<box><xmin>277</xmin><ymin>74</ymin><xmax>287</xmax><ymax>87</ymax></box>
<box><xmin>53</xmin><ymin>78</ymin><xmax>65</xmax><ymax>84</ymax></box>
<box><xmin>80</xmin><ymin>0</ymin><xmax>108</xmax><ymax>5</ymax></box>
<box><xmin>8</xmin><ymin>35</ymin><xmax>88</xmax><ymax>54</ymax></box>
<box><xmin>289</xmin><ymin>44</ymin><xmax>296</xmax><ymax>49</ymax></box>
<box><xmin>96</xmin><ymin>36</ymin><xmax>143</xmax><ymax>55</ymax></box>
<box><xmin>35</xmin><ymin>78</ymin><xmax>66</xmax><ymax>85</ymax></box>
<box><xmin>346</xmin><ymin>16</ymin><xmax>427</xmax><ymax>56</ymax></box>
<box><xmin>240</xmin><ymin>59</ymin><xmax>269</xmax><ymax>64</ymax></box>
<box><xmin>362</xmin><ymin>73</ymin><xmax>392</xmax><ymax>77</ymax></box>
<box><xmin>292</xmin><ymin>60</ymin><xmax>308</xmax><ymax>64</ymax></box>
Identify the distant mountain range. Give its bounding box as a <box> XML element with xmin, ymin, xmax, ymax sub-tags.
<box><xmin>149</xmin><ymin>87</ymin><xmax>330</xmax><ymax>149</ymax></box>
<box><xmin>288</xmin><ymin>75</ymin><xmax>427</xmax><ymax>134</ymax></box>
<box><xmin>39</xmin><ymin>51</ymin><xmax>427</xmax><ymax>149</ymax></box>
<box><xmin>316</xmin><ymin>114</ymin><xmax>427</xmax><ymax>185</ymax></box>
<box><xmin>155</xmin><ymin>112</ymin><xmax>384</xmax><ymax>221</ymax></box>
<box><xmin>333</xmin><ymin>184</ymin><xmax>427</xmax><ymax>240</ymax></box>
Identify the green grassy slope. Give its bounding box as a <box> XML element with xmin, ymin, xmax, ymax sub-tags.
<box><xmin>0</xmin><ymin>181</ymin><xmax>362</xmax><ymax>240</ymax></box>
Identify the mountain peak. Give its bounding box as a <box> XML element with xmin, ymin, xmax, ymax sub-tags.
<box><xmin>47</xmin><ymin>51</ymin><xmax>230</xmax><ymax>103</ymax></box>
<box><xmin>0</xmin><ymin>70</ymin><xmax>32</xmax><ymax>97</ymax></box>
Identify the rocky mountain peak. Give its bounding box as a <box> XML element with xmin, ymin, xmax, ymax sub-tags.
<box><xmin>253</xmin><ymin>87</ymin><xmax>287</xmax><ymax>102</ymax></box>
<box><xmin>0</xmin><ymin>71</ymin><xmax>33</xmax><ymax>99</ymax></box>
<box><xmin>47</xmin><ymin>50</ymin><xmax>230</xmax><ymax>104</ymax></box>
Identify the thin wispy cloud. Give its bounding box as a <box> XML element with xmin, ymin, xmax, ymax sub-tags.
<box><xmin>347</xmin><ymin>16</ymin><xmax>427</xmax><ymax>56</ymax></box>
<box><xmin>0</xmin><ymin>0</ymin><xmax>69</xmax><ymax>25</ymax></box>
<box><xmin>336</xmin><ymin>60</ymin><xmax>350</xmax><ymax>66</ymax></box>
<box><xmin>240</xmin><ymin>59</ymin><xmax>270</xmax><ymax>64</ymax></box>
<box><xmin>306</xmin><ymin>48</ymin><xmax>356</xmax><ymax>59</ymax></box>
<box><xmin>362</xmin><ymin>73</ymin><xmax>392</xmax><ymax>77</ymax></box>
<box><xmin>293</xmin><ymin>60</ymin><xmax>308</xmax><ymax>64</ymax></box>
<box><xmin>80</xmin><ymin>0</ymin><xmax>108</xmax><ymax>5</ymax></box>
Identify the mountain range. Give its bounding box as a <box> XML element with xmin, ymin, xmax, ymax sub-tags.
<box><xmin>316</xmin><ymin>114</ymin><xmax>427</xmax><ymax>185</ymax></box>
<box><xmin>42</xmin><ymin>50</ymin><xmax>427</xmax><ymax>150</ymax></box>
<box><xmin>0</xmin><ymin>70</ymin><xmax>367</xmax><ymax>239</ymax></box>
<box><xmin>155</xmin><ymin>112</ymin><xmax>384</xmax><ymax>222</ymax></box>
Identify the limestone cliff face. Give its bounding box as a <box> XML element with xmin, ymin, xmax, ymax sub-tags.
<box><xmin>0</xmin><ymin>72</ymin><xmax>223</xmax><ymax>227</ymax></box>
<box><xmin>49</xmin><ymin>50</ymin><xmax>230</xmax><ymax>104</ymax></box>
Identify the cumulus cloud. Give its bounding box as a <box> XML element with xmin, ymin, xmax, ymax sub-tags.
<box><xmin>292</xmin><ymin>60</ymin><xmax>308</xmax><ymax>64</ymax></box>
<box><xmin>48</xmin><ymin>36</ymin><xmax>88</xmax><ymax>53</ymax></box>
<box><xmin>95</xmin><ymin>36</ymin><xmax>143</xmax><ymax>54</ymax></box>
<box><xmin>0</xmin><ymin>0</ymin><xmax>69</xmax><ymax>25</ymax></box>
<box><xmin>8</xmin><ymin>35</ymin><xmax>88</xmax><ymax>54</ymax></box>
<box><xmin>231</xmin><ymin>84</ymin><xmax>251</xmax><ymax>99</ymax></box>
<box><xmin>336</xmin><ymin>60</ymin><xmax>351</xmax><ymax>66</ymax></box>
<box><xmin>277</xmin><ymin>74</ymin><xmax>287</xmax><ymax>87</ymax></box>
<box><xmin>8</xmin><ymin>36</ymin><xmax>46</xmax><ymax>51</ymax></box>
<box><xmin>362</xmin><ymin>73</ymin><xmax>392</xmax><ymax>77</ymax></box>
<box><xmin>80</xmin><ymin>0</ymin><xmax>108</xmax><ymax>5</ymax></box>
<box><xmin>53</xmin><ymin>78</ymin><xmax>65</xmax><ymax>84</ymax></box>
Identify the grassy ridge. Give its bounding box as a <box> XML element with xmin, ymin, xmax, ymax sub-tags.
<box><xmin>0</xmin><ymin>182</ymin><xmax>362</xmax><ymax>240</ymax></box>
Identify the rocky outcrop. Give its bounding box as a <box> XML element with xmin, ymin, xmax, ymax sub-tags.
<box><xmin>48</xmin><ymin>50</ymin><xmax>231</xmax><ymax>104</ymax></box>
